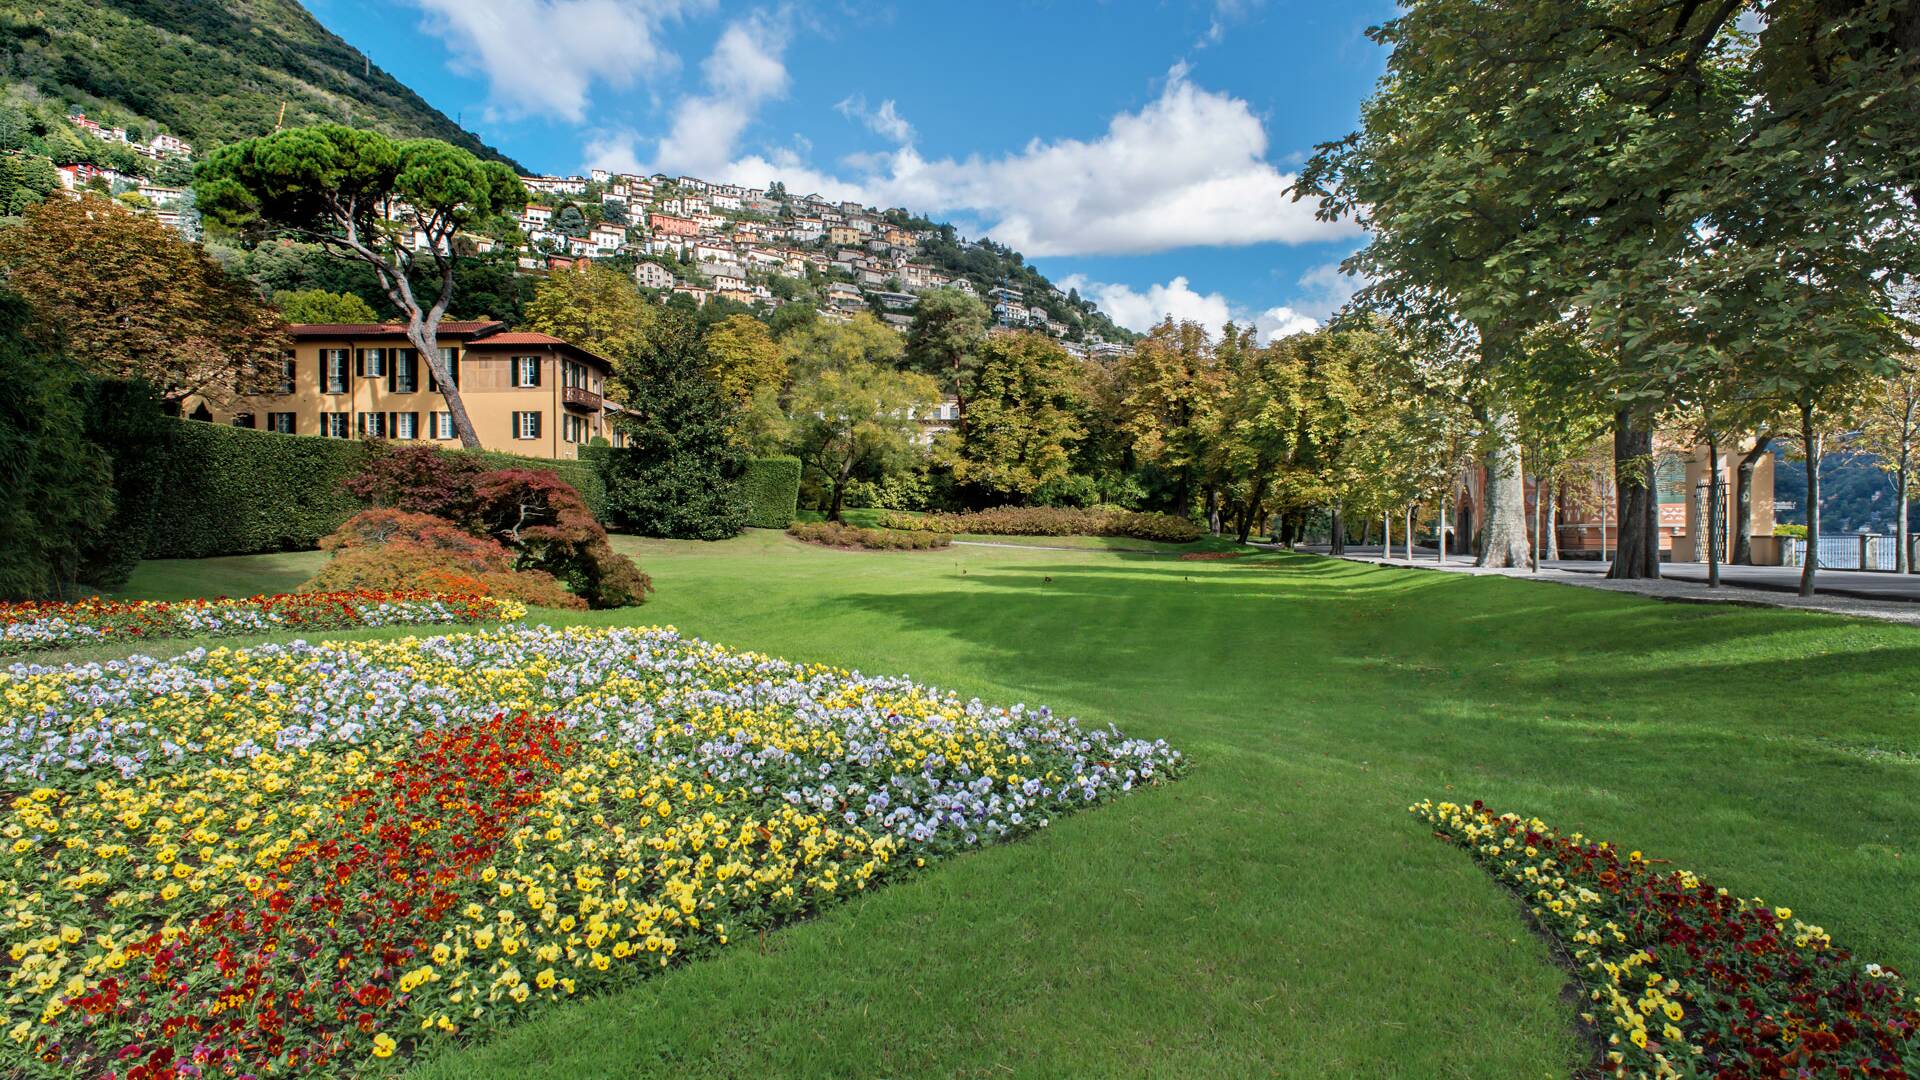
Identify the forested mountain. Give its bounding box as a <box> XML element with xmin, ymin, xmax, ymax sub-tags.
<box><xmin>1771</xmin><ymin>452</ymin><xmax>1912</xmax><ymax>535</ymax></box>
<box><xmin>0</xmin><ymin>0</ymin><xmax>519</xmax><ymax>168</ymax></box>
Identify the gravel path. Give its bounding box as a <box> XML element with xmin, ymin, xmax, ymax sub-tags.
<box><xmin>1336</xmin><ymin>554</ymin><xmax>1920</xmax><ymax>625</ymax></box>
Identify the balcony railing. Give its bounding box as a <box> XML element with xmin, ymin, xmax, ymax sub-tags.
<box><xmin>562</xmin><ymin>385</ymin><xmax>603</xmax><ymax>412</ymax></box>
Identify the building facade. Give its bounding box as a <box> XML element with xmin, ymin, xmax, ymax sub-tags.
<box><xmin>180</xmin><ymin>322</ymin><xmax>614</xmax><ymax>460</ymax></box>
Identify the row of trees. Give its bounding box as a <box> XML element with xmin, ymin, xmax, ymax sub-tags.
<box><xmin>1294</xmin><ymin>0</ymin><xmax>1920</xmax><ymax>594</ymax></box>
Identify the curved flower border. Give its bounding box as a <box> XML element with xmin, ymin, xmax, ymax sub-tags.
<box><xmin>1413</xmin><ymin>799</ymin><xmax>1915</xmax><ymax>1078</ymax></box>
<box><xmin>0</xmin><ymin>591</ymin><xmax>526</xmax><ymax>655</ymax></box>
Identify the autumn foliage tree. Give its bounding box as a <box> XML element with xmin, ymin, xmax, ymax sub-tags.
<box><xmin>0</xmin><ymin>195</ymin><xmax>285</xmax><ymax>408</ymax></box>
<box><xmin>940</xmin><ymin>331</ymin><xmax>1084</xmax><ymax>505</ymax></box>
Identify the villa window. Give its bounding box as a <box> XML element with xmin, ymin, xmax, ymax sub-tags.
<box><xmin>513</xmin><ymin>410</ymin><xmax>541</xmax><ymax>440</ymax></box>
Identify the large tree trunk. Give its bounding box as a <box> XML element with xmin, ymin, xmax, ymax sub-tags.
<box><xmin>1732</xmin><ymin>437</ymin><xmax>1770</xmax><ymax>565</ymax></box>
<box><xmin>1706</xmin><ymin>434</ymin><xmax>1722</xmax><ymax>587</ymax></box>
<box><xmin>1899</xmin><ymin>464</ymin><xmax>1911</xmax><ymax>574</ymax></box>
<box><xmin>407</xmin><ymin>323</ymin><xmax>481</xmax><ymax>449</ymax></box>
<box><xmin>1329</xmin><ymin>503</ymin><xmax>1346</xmax><ymax>556</ymax></box>
<box><xmin>1800</xmin><ymin>402</ymin><xmax>1821</xmax><ymax>597</ymax></box>
<box><xmin>1609</xmin><ymin>407</ymin><xmax>1661</xmax><ymax>579</ymax></box>
<box><xmin>1235</xmin><ymin>479</ymin><xmax>1267</xmax><ymax>544</ymax></box>
<box><xmin>1545</xmin><ymin>481</ymin><xmax>1559</xmax><ymax>561</ymax></box>
<box><xmin>1478</xmin><ymin>409</ymin><xmax>1533</xmax><ymax>567</ymax></box>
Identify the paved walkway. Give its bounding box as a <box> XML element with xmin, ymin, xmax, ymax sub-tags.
<box><xmin>1314</xmin><ymin>545</ymin><xmax>1920</xmax><ymax>625</ymax></box>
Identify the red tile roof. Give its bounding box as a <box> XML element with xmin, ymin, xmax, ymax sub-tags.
<box><xmin>287</xmin><ymin>321</ymin><xmax>503</xmax><ymax>339</ymax></box>
<box><xmin>460</xmin><ymin>331</ymin><xmax>615</xmax><ymax>371</ymax></box>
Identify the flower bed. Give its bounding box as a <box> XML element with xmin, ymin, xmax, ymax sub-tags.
<box><xmin>0</xmin><ymin>591</ymin><xmax>526</xmax><ymax>656</ymax></box>
<box><xmin>788</xmin><ymin>521</ymin><xmax>953</xmax><ymax>550</ymax></box>
<box><xmin>0</xmin><ymin>625</ymin><xmax>1182</xmax><ymax>1075</ymax></box>
<box><xmin>1413</xmin><ymin>799</ymin><xmax>1916</xmax><ymax>1078</ymax></box>
<box><xmin>880</xmin><ymin>507</ymin><xmax>1204</xmax><ymax>543</ymax></box>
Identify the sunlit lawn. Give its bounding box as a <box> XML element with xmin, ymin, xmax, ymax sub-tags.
<box><xmin>63</xmin><ymin>529</ymin><xmax>1920</xmax><ymax>1077</ymax></box>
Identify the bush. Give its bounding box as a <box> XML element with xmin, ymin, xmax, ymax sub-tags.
<box><xmin>304</xmin><ymin>508</ymin><xmax>585</xmax><ymax>609</ymax></box>
<box><xmin>741</xmin><ymin>456</ymin><xmax>801</xmax><ymax>528</ymax></box>
<box><xmin>788</xmin><ymin>521</ymin><xmax>952</xmax><ymax>550</ymax></box>
<box><xmin>133</xmin><ymin>425</ymin><xmax>615</xmax><ymax>561</ymax></box>
<box><xmin>345</xmin><ymin>444</ymin><xmax>486</xmax><ymax>522</ymax></box>
<box><xmin>1773</xmin><ymin>523</ymin><xmax>1808</xmax><ymax>539</ymax></box>
<box><xmin>473</xmin><ymin>470</ymin><xmax>651</xmax><ymax>608</ymax></box>
<box><xmin>880</xmin><ymin>506</ymin><xmax>1203</xmax><ymax>543</ymax></box>
<box><xmin>146</xmin><ymin>421</ymin><xmax>373</xmax><ymax>559</ymax></box>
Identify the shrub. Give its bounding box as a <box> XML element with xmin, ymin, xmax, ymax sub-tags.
<box><xmin>788</xmin><ymin>521</ymin><xmax>952</xmax><ymax>550</ymax></box>
<box><xmin>305</xmin><ymin>509</ymin><xmax>585</xmax><ymax>610</ymax></box>
<box><xmin>880</xmin><ymin>506</ymin><xmax>1203</xmax><ymax>543</ymax></box>
<box><xmin>474</xmin><ymin>470</ymin><xmax>651</xmax><ymax>608</ymax></box>
<box><xmin>460</xmin><ymin>448</ymin><xmax>607</xmax><ymax>520</ymax></box>
<box><xmin>344</xmin><ymin>444</ymin><xmax>487</xmax><ymax>521</ymax></box>
<box><xmin>146</xmin><ymin>422</ymin><xmax>374</xmax><ymax>558</ymax></box>
<box><xmin>741</xmin><ymin>456</ymin><xmax>802</xmax><ymax>527</ymax></box>
<box><xmin>1773</xmin><ymin>523</ymin><xmax>1808</xmax><ymax>539</ymax></box>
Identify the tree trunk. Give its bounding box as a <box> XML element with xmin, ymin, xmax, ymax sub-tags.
<box><xmin>1545</xmin><ymin>481</ymin><xmax>1559</xmax><ymax>561</ymax></box>
<box><xmin>1329</xmin><ymin>504</ymin><xmax>1345</xmax><ymax>556</ymax></box>
<box><xmin>1898</xmin><ymin>452</ymin><xmax>1912</xmax><ymax>574</ymax></box>
<box><xmin>1706</xmin><ymin>433</ymin><xmax>1721</xmax><ymax>588</ymax></box>
<box><xmin>407</xmin><ymin>323</ymin><xmax>481</xmax><ymax>449</ymax></box>
<box><xmin>1732</xmin><ymin>437</ymin><xmax>1770</xmax><ymax>565</ymax></box>
<box><xmin>829</xmin><ymin>468</ymin><xmax>849</xmax><ymax>522</ymax></box>
<box><xmin>1608</xmin><ymin>407</ymin><xmax>1661</xmax><ymax>579</ymax></box>
<box><xmin>1383</xmin><ymin>512</ymin><xmax>1391</xmax><ymax>561</ymax></box>
<box><xmin>1478</xmin><ymin>409</ymin><xmax>1533</xmax><ymax>567</ymax></box>
<box><xmin>1439</xmin><ymin>495</ymin><xmax>1449</xmax><ymax>563</ymax></box>
<box><xmin>1800</xmin><ymin>402</ymin><xmax>1821</xmax><ymax>597</ymax></box>
<box><xmin>1531</xmin><ymin>472</ymin><xmax>1543</xmax><ymax>572</ymax></box>
<box><xmin>1235</xmin><ymin>480</ymin><xmax>1267</xmax><ymax>545</ymax></box>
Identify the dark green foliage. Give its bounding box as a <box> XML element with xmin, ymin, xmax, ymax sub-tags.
<box><xmin>144</xmin><ymin>422</ymin><xmax>375</xmax><ymax>559</ymax></box>
<box><xmin>601</xmin><ymin>311</ymin><xmax>748</xmax><ymax>539</ymax></box>
<box><xmin>0</xmin><ymin>153</ymin><xmax>59</xmax><ymax>215</ymax></box>
<box><xmin>128</xmin><ymin>422</ymin><xmax>609</xmax><ymax>560</ymax></box>
<box><xmin>78</xmin><ymin>380</ymin><xmax>174</xmax><ymax>589</ymax></box>
<box><xmin>0</xmin><ymin>0</ymin><xmax>520</xmax><ymax>167</ymax></box>
<box><xmin>740</xmin><ymin>456</ymin><xmax>801</xmax><ymax>528</ymax></box>
<box><xmin>0</xmin><ymin>292</ymin><xmax>110</xmax><ymax>599</ymax></box>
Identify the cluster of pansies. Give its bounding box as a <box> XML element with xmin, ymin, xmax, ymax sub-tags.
<box><xmin>0</xmin><ymin>625</ymin><xmax>1182</xmax><ymax>1076</ymax></box>
<box><xmin>1414</xmin><ymin>799</ymin><xmax>1916</xmax><ymax>1078</ymax></box>
<box><xmin>0</xmin><ymin>592</ymin><xmax>527</xmax><ymax>656</ymax></box>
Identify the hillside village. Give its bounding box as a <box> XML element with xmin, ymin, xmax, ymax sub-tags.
<box><xmin>43</xmin><ymin>109</ymin><xmax>1135</xmax><ymax>358</ymax></box>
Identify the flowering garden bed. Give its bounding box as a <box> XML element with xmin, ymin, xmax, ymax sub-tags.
<box><xmin>0</xmin><ymin>592</ymin><xmax>526</xmax><ymax>656</ymax></box>
<box><xmin>0</xmin><ymin>625</ymin><xmax>1182</xmax><ymax>1076</ymax></box>
<box><xmin>1414</xmin><ymin>800</ymin><xmax>1916</xmax><ymax>1077</ymax></box>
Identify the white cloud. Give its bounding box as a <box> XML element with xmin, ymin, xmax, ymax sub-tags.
<box><xmin>690</xmin><ymin>65</ymin><xmax>1350</xmax><ymax>258</ymax></box>
<box><xmin>648</xmin><ymin>13</ymin><xmax>790</xmax><ymax>177</ymax></box>
<box><xmin>835</xmin><ymin>95</ymin><xmax>914</xmax><ymax>144</ymax></box>
<box><xmin>582</xmin><ymin>130</ymin><xmax>648</xmax><ymax>175</ymax></box>
<box><xmin>1061</xmin><ymin>272</ymin><xmax>1330</xmax><ymax>343</ymax></box>
<box><xmin>1290</xmin><ymin>260</ymin><xmax>1362</xmax><ymax>321</ymax></box>
<box><xmin>410</xmin><ymin>0</ymin><xmax>705</xmax><ymax>122</ymax></box>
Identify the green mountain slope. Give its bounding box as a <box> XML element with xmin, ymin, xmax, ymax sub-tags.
<box><xmin>0</xmin><ymin>0</ymin><xmax>519</xmax><ymax>169</ymax></box>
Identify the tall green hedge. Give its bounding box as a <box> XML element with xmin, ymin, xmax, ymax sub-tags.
<box><xmin>741</xmin><ymin>456</ymin><xmax>801</xmax><ymax>528</ymax></box>
<box><xmin>147</xmin><ymin>422</ymin><xmax>373</xmax><ymax>559</ymax></box>
<box><xmin>141</xmin><ymin>421</ymin><xmax>612</xmax><ymax>559</ymax></box>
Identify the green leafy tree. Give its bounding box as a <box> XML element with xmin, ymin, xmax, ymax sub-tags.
<box><xmin>553</xmin><ymin>204</ymin><xmax>588</xmax><ymax>237</ymax></box>
<box><xmin>520</xmin><ymin>264</ymin><xmax>654</xmax><ymax>379</ymax></box>
<box><xmin>0</xmin><ymin>292</ymin><xmax>111</xmax><ymax>599</ymax></box>
<box><xmin>786</xmin><ymin>360</ymin><xmax>939</xmax><ymax>522</ymax></box>
<box><xmin>272</xmin><ymin>288</ymin><xmax>379</xmax><ymax>324</ymax></box>
<box><xmin>195</xmin><ymin>125</ymin><xmax>526</xmax><ymax>447</ymax></box>
<box><xmin>703</xmin><ymin>314</ymin><xmax>787</xmax><ymax>451</ymax></box>
<box><xmin>602</xmin><ymin>310</ymin><xmax>747</xmax><ymax>539</ymax></box>
<box><xmin>903</xmin><ymin>287</ymin><xmax>990</xmax><ymax>436</ymax></box>
<box><xmin>941</xmin><ymin>331</ymin><xmax>1084</xmax><ymax>504</ymax></box>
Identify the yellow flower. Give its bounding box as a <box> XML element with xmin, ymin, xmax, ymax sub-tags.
<box><xmin>371</xmin><ymin>1033</ymin><xmax>397</xmax><ymax>1059</ymax></box>
<box><xmin>1663</xmin><ymin>1002</ymin><xmax>1683</xmax><ymax>1021</ymax></box>
<box><xmin>1775</xmin><ymin>907</ymin><xmax>1792</xmax><ymax>921</ymax></box>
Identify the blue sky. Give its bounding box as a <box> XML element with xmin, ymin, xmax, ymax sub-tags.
<box><xmin>307</xmin><ymin>0</ymin><xmax>1394</xmax><ymax>337</ymax></box>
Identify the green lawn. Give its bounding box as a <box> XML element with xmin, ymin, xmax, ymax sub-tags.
<box><xmin>73</xmin><ymin>531</ymin><xmax>1920</xmax><ymax>1077</ymax></box>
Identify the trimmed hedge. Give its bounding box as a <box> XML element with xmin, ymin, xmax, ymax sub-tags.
<box><xmin>147</xmin><ymin>422</ymin><xmax>373</xmax><ymax>559</ymax></box>
<box><xmin>881</xmin><ymin>506</ymin><xmax>1204</xmax><ymax>543</ymax></box>
<box><xmin>742</xmin><ymin>456</ymin><xmax>801</xmax><ymax>528</ymax></box>
<box><xmin>141</xmin><ymin>421</ymin><xmax>614</xmax><ymax>559</ymax></box>
<box><xmin>787</xmin><ymin>521</ymin><xmax>951</xmax><ymax>550</ymax></box>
